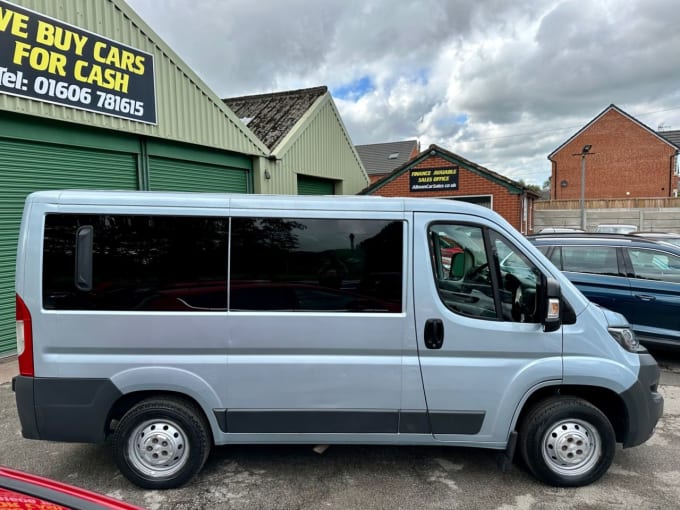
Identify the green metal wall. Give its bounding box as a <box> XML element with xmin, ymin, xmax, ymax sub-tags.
<box><xmin>147</xmin><ymin>140</ymin><xmax>251</xmax><ymax>193</ymax></box>
<box><xmin>297</xmin><ymin>175</ymin><xmax>336</xmax><ymax>195</ymax></box>
<box><xmin>149</xmin><ymin>157</ymin><xmax>249</xmax><ymax>193</ymax></box>
<box><xmin>257</xmin><ymin>96</ymin><xmax>369</xmax><ymax>195</ymax></box>
<box><xmin>0</xmin><ymin>138</ymin><xmax>138</xmax><ymax>354</ymax></box>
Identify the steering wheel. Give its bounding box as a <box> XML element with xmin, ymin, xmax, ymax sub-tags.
<box><xmin>467</xmin><ymin>262</ymin><xmax>489</xmax><ymax>280</ymax></box>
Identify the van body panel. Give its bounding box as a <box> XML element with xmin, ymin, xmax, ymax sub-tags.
<box><xmin>31</xmin><ymin>313</ymin><xmax>228</xmax><ymax>379</ymax></box>
<box><xmin>223</xmin><ymin>321</ymin><xmax>404</xmax><ymax>406</ymax></box>
<box><xmin>562</xmin><ymin>356</ymin><xmax>638</xmax><ymax>394</ymax></box>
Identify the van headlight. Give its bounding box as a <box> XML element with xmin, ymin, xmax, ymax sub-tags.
<box><xmin>608</xmin><ymin>327</ymin><xmax>640</xmax><ymax>352</ymax></box>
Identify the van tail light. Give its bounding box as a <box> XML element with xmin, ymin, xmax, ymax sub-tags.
<box><xmin>16</xmin><ymin>294</ymin><xmax>34</xmax><ymax>376</ymax></box>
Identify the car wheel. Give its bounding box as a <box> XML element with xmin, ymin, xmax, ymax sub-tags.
<box><xmin>519</xmin><ymin>396</ymin><xmax>615</xmax><ymax>487</ymax></box>
<box><xmin>113</xmin><ymin>397</ymin><xmax>211</xmax><ymax>489</ymax></box>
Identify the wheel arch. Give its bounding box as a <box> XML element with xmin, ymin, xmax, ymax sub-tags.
<box><xmin>107</xmin><ymin>367</ymin><xmax>223</xmax><ymax>441</ymax></box>
<box><xmin>513</xmin><ymin>384</ymin><xmax>628</xmax><ymax>445</ymax></box>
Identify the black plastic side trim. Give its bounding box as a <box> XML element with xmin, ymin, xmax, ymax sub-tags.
<box><xmin>213</xmin><ymin>409</ymin><xmax>483</xmax><ymax>435</ymax></box>
<box><xmin>12</xmin><ymin>376</ymin><xmax>39</xmax><ymax>440</ymax></box>
<box><xmin>32</xmin><ymin>377</ymin><xmax>122</xmax><ymax>443</ymax></box>
<box><xmin>429</xmin><ymin>411</ymin><xmax>485</xmax><ymax>435</ymax></box>
<box><xmin>620</xmin><ymin>352</ymin><xmax>664</xmax><ymax>447</ymax></box>
<box><xmin>399</xmin><ymin>411</ymin><xmax>432</xmax><ymax>434</ymax></box>
<box><xmin>213</xmin><ymin>408</ymin><xmax>228</xmax><ymax>433</ymax></box>
<box><xmin>227</xmin><ymin>410</ymin><xmax>399</xmax><ymax>434</ymax></box>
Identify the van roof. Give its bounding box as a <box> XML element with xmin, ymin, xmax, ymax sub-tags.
<box><xmin>26</xmin><ymin>190</ymin><xmax>498</xmax><ymax>217</ymax></box>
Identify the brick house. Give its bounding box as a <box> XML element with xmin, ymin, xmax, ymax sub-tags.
<box><xmin>355</xmin><ymin>140</ymin><xmax>420</xmax><ymax>184</ymax></box>
<box><xmin>549</xmin><ymin>104</ymin><xmax>680</xmax><ymax>200</ymax></box>
<box><xmin>361</xmin><ymin>144</ymin><xmax>538</xmax><ymax>234</ymax></box>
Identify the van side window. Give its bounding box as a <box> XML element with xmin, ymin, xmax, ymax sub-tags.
<box><xmin>230</xmin><ymin>218</ymin><xmax>403</xmax><ymax>312</ymax></box>
<box><xmin>428</xmin><ymin>224</ymin><xmax>496</xmax><ymax>319</ymax></box>
<box><xmin>43</xmin><ymin>214</ymin><xmax>229</xmax><ymax>311</ymax></box>
<box><xmin>489</xmin><ymin>231</ymin><xmax>541</xmax><ymax>323</ymax></box>
<box><xmin>428</xmin><ymin>224</ymin><xmax>541</xmax><ymax>323</ymax></box>
<box><xmin>560</xmin><ymin>246</ymin><xmax>620</xmax><ymax>276</ymax></box>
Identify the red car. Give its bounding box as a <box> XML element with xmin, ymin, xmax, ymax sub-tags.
<box><xmin>0</xmin><ymin>467</ymin><xmax>142</xmax><ymax>510</ymax></box>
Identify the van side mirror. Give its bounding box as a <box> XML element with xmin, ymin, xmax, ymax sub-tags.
<box><xmin>541</xmin><ymin>276</ymin><xmax>562</xmax><ymax>333</ymax></box>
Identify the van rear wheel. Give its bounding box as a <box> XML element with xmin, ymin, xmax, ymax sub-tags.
<box><xmin>113</xmin><ymin>397</ymin><xmax>211</xmax><ymax>489</ymax></box>
<box><xmin>519</xmin><ymin>397</ymin><xmax>615</xmax><ymax>487</ymax></box>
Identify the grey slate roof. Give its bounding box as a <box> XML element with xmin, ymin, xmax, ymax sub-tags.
<box><xmin>658</xmin><ymin>130</ymin><xmax>680</xmax><ymax>149</ymax></box>
<box><xmin>355</xmin><ymin>140</ymin><xmax>419</xmax><ymax>175</ymax></box>
<box><xmin>223</xmin><ymin>86</ymin><xmax>328</xmax><ymax>150</ymax></box>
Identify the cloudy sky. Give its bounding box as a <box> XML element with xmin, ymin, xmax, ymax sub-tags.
<box><xmin>126</xmin><ymin>0</ymin><xmax>680</xmax><ymax>186</ymax></box>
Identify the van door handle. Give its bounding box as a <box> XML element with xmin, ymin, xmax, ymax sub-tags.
<box><xmin>635</xmin><ymin>294</ymin><xmax>656</xmax><ymax>302</ymax></box>
<box><xmin>424</xmin><ymin>319</ymin><xmax>444</xmax><ymax>349</ymax></box>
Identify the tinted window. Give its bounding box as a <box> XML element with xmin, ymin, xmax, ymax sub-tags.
<box><xmin>559</xmin><ymin>246</ymin><xmax>620</xmax><ymax>275</ymax></box>
<box><xmin>43</xmin><ymin>214</ymin><xmax>228</xmax><ymax>311</ymax></box>
<box><xmin>230</xmin><ymin>218</ymin><xmax>403</xmax><ymax>312</ymax></box>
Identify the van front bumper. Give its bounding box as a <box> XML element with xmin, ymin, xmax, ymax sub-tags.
<box><xmin>12</xmin><ymin>375</ymin><xmax>122</xmax><ymax>443</ymax></box>
<box><xmin>620</xmin><ymin>352</ymin><xmax>664</xmax><ymax>448</ymax></box>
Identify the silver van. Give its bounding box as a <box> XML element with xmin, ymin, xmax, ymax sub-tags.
<box><xmin>13</xmin><ymin>191</ymin><xmax>662</xmax><ymax>489</ymax></box>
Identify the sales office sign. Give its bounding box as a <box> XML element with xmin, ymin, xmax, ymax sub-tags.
<box><xmin>0</xmin><ymin>0</ymin><xmax>156</xmax><ymax>124</ymax></box>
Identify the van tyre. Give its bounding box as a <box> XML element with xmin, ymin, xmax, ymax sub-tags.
<box><xmin>113</xmin><ymin>397</ymin><xmax>211</xmax><ymax>489</ymax></box>
<box><xmin>519</xmin><ymin>397</ymin><xmax>615</xmax><ymax>487</ymax></box>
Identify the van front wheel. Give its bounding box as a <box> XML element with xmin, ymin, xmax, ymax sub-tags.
<box><xmin>113</xmin><ymin>397</ymin><xmax>211</xmax><ymax>489</ymax></box>
<box><xmin>519</xmin><ymin>397</ymin><xmax>615</xmax><ymax>487</ymax></box>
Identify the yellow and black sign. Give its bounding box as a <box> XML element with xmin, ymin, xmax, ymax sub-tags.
<box><xmin>409</xmin><ymin>166</ymin><xmax>459</xmax><ymax>192</ymax></box>
<box><xmin>0</xmin><ymin>0</ymin><xmax>156</xmax><ymax>124</ymax></box>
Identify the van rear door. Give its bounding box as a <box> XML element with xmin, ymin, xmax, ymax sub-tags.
<box><xmin>413</xmin><ymin>213</ymin><xmax>563</xmax><ymax>443</ymax></box>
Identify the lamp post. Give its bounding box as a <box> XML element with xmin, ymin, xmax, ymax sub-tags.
<box><xmin>579</xmin><ymin>144</ymin><xmax>592</xmax><ymax>230</ymax></box>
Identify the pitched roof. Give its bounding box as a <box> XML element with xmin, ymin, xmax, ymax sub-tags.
<box><xmin>360</xmin><ymin>144</ymin><xmax>539</xmax><ymax>198</ymax></box>
<box><xmin>223</xmin><ymin>86</ymin><xmax>328</xmax><ymax>150</ymax></box>
<box><xmin>548</xmin><ymin>104</ymin><xmax>679</xmax><ymax>159</ymax></box>
<box><xmin>658</xmin><ymin>130</ymin><xmax>680</xmax><ymax>149</ymax></box>
<box><xmin>355</xmin><ymin>140</ymin><xmax>419</xmax><ymax>175</ymax></box>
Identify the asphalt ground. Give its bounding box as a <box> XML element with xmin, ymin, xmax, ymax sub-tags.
<box><xmin>1</xmin><ymin>350</ymin><xmax>679</xmax><ymax>510</ymax></box>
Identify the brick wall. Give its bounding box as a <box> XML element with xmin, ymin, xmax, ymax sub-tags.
<box><xmin>551</xmin><ymin>108</ymin><xmax>678</xmax><ymax>200</ymax></box>
<box><xmin>370</xmin><ymin>155</ymin><xmax>525</xmax><ymax>231</ymax></box>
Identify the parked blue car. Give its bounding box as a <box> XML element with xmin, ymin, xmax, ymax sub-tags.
<box><xmin>529</xmin><ymin>233</ymin><xmax>680</xmax><ymax>349</ymax></box>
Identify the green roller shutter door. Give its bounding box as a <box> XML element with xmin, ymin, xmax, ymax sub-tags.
<box><xmin>0</xmin><ymin>138</ymin><xmax>138</xmax><ymax>356</ymax></box>
<box><xmin>297</xmin><ymin>175</ymin><xmax>335</xmax><ymax>195</ymax></box>
<box><xmin>149</xmin><ymin>157</ymin><xmax>249</xmax><ymax>193</ymax></box>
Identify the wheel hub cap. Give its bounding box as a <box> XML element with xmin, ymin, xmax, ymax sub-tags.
<box><xmin>543</xmin><ymin>419</ymin><xmax>601</xmax><ymax>476</ymax></box>
<box><xmin>129</xmin><ymin>420</ymin><xmax>189</xmax><ymax>477</ymax></box>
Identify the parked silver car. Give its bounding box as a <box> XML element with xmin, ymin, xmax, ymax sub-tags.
<box><xmin>595</xmin><ymin>224</ymin><xmax>638</xmax><ymax>234</ymax></box>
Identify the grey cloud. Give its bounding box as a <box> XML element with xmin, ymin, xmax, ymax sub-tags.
<box><xmin>126</xmin><ymin>0</ymin><xmax>680</xmax><ymax>185</ymax></box>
